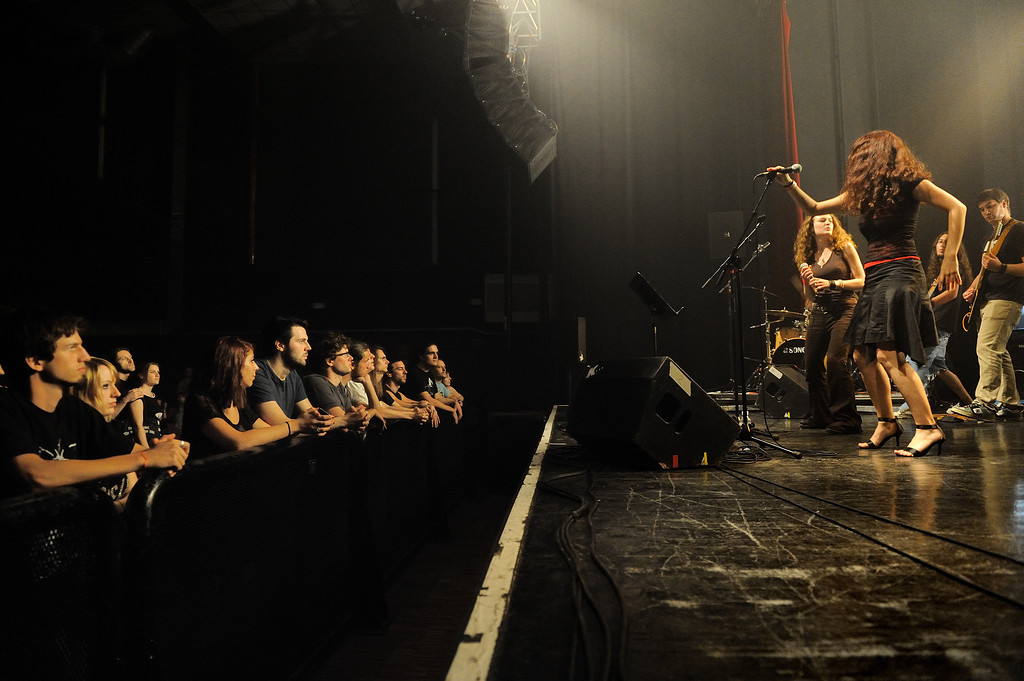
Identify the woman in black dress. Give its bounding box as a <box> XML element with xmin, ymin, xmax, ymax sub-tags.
<box><xmin>772</xmin><ymin>130</ymin><xmax>966</xmax><ymax>457</ymax></box>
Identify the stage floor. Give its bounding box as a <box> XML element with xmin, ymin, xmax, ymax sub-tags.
<box><xmin>449</xmin><ymin>406</ymin><xmax>1024</xmax><ymax>681</ymax></box>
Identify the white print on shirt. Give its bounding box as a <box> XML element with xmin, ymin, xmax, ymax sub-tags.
<box><xmin>37</xmin><ymin>440</ymin><xmax>77</xmax><ymax>461</ymax></box>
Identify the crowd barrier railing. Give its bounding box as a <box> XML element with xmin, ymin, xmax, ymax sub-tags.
<box><xmin>0</xmin><ymin>414</ymin><xmax>465</xmax><ymax>681</ymax></box>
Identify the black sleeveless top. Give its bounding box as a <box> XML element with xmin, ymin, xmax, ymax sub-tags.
<box><xmin>810</xmin><ymin>249</ymin><xmax>857</xmax><ymax>307</ymax></box>
<box><xmin>859</xmin><ymin>178</ymin><xmax>924</xmax><ymax>266</ymax></box>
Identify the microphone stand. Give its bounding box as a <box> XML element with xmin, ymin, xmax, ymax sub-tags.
<box><xmin>702</xmin><ymin>174</ymin><xmax>801</xmax><ymax>459</ymax></box>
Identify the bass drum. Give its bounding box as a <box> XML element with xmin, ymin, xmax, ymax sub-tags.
<box><xmin>771</xmin><ymin>337</ymin><xmax>805</xmax><ymax>372</ymax></box>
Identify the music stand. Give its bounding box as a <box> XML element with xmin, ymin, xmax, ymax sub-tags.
<box><xmin>629</xmin><ymin>272</ymin><xmax>683</xmax><ymax>355</ymax></box>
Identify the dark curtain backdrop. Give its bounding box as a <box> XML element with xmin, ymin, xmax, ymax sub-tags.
<box><xmin>529</xmin><ymin>0</ymin><xmax>801</xmax><ymax>391</ymax></box>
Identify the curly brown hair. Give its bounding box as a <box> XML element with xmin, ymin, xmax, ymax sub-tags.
<box><xmin>793</xmin><ymin>214</ymin><xmax>855</xmax><ymax>267</ymax></box>
<box><xmin>840</xmin><ymin>130</ymin><xmax>931</xmax><ymax>216</ymax></box>
<box><xmin>925</xmin><ymin>232</ymin><xmax>973</xmax><ymax>285</ymax></box>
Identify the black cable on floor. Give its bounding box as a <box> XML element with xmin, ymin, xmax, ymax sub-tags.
<box><xmin>718</xmin><ymin>464</ymin><xmax>1024</xmax><ymax>610</ymax></box>
<box><xmin>543</xmin><ymin>469</ymin><xmax>610</xmax><ymax>681</ymax></box>
<box><xmin>541</xmin><ymin>466</ymin><xmax>629</xmax><ymax>681</ymax></box>
<box><xmin>583</xmin><ymin>473</ymin><xmax>630</xmax><ymax>681</ymax></box>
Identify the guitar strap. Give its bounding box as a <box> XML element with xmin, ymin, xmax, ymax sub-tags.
<box><xmin>963</xmin><ymin>220</ymin><xmax>1018</xmax><ymax>330</ymax></box>
<box><xmin>986</xmin><ymin>219</ymin><xmax>1015</xmax><ymax>258</ymax></box>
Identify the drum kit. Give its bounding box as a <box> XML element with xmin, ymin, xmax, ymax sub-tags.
<box><xmin>765</xmin><ymin>309</ymin><xmax>807</xmax><ymax>369</ymax></box>
<box><xmin>749</xmin><ymin>287</ymin><xmax>807</xmax><ymax>372</ymax></box>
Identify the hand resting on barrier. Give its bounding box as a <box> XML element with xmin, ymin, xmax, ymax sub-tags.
<box><xmin>294</xmin><ymin>407</ymin><xmax>335</xmax><ymax>436</ymax></box>
<box><xmin>142</xmin><ymin>434</ymin><xmax>189</xmax><ymax>470</ymax></box>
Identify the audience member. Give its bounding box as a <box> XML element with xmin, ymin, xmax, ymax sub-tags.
<box><xmin>70</xmin><ymin>357</ymin><xmax>138</xmax><ymax>505</ymax></box>
<box><xmin>350</xmin><ymin>343</ymin><xmax>427</xmax><ymax>426</ymax></box>
<box><xmin>383</xmin><ymin>359</ymin><xmax>438</xmax><ymax>427</ymax></box>
<box><xmin>369</xmin><ymin>345</ymin><xmax>389</xmax><ymax>400</ymax></box>
<box><xmin>247</xmin><ymin>316</ymin><xmax>332</xmax><ymax>432</ymax></box>
<box><xmin>302</xmin><ymin>332</ymin><xmax>369</xmax><ymax>432</ymax></box>
<box><xmin>0</xmin><ymin>308</ymin><xmax>187</xmax><ymax>499</ymax></box>
<box><xmin>346</xmin><ymin>342</ymin><xmax>380</xmax><ymax>422</ymax></box>
<box><xmin>183</xmin><ymin>336</ymin><xmax>329</xmax><ymax>459</ymax></box>
<box><xmin>431</xmin><ymin>358</ymin><xmax>465</xmax><ymax>420</ymax></box>
<box><xmin>111</xmin><ymin>346</ymin><xmax>144</xmax><ymax>419</ymax></box>
<box><xmin>405</xmin><ymin>343</ymin><xmax>460</xmax><ymax>423</ymax></box>
<box><xmin>127</xmin><ymin>361</ymin><xmax>164</xmax><ymax>448</ymax></box>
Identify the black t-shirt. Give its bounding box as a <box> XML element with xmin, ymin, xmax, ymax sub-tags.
<box><xmin>0</xmin><ymin>388</ymin><xmax>135</xmax><ymax>500</ymax></box>
<box><xmin>140</xmin><ymin>393</ymin><xmax>163</xmax><ymax>441</ymax></box>
<box><xmin>382</xmin><ymin>386</ymin><xmax>413</xmax><ymax>406</ymax></box>
<box><xmin>405</xmin><ymin>366</ymin><xmax>436</xmax><ymax>399</ymax></box>
<box><xmin>182</xmin><ymin>393</ymin><xmax>260</xmax><ymax>459</ymax></box>
<box><xmin>980</xmin><ymin>219</ymin><xmax>1024</xmax><ymax>306</ymax></box>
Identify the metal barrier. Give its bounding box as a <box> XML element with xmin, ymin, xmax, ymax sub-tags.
<box><xmin>1</xmin><ymin>417</ymin><xmax>466</xmax><ymax>681</ymax></box>
<box><xmin>0</xmin><ymin>488</ymin><xmax>125</xmax><ymax>681</ymax></box>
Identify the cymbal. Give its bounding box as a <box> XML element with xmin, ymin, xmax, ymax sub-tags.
<box><xmin>765</xmin><ymin>309</ymin><xmax>805</xmax><ymax>321</ymax></box>
<box><xmin>743</xmin><ymin>286</ymin><xmax>781</xmax><ymax>299</ymax></box>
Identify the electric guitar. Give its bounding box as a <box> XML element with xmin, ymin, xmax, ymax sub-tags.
<box><xmin>962</xmin><ymin>220</ymin><xmax>1012</xmax><ymax>331</ymax></box>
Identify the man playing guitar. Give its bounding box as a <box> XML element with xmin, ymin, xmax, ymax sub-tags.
<box><xmin>950</xmin><ymin>188</ymin><xmax>1024</xmax><ymax>420</ymax></box>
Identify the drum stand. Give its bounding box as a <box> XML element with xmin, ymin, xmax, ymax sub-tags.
<box><xmin>702</xmin><ymin>175</ymin><xmax>801</xmax><ymax>460</ymax></box>
<box><xmin>743</xmin><ymin>287</ymin><xmax>777</xmax><ymax>391</ymax></box>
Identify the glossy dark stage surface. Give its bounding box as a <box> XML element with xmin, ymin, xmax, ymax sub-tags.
<box><xmin>486</xmin><ymin>407</ymin><xmax>1024</xmax><ymax>681</ymax></box>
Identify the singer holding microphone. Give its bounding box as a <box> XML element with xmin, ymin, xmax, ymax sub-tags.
<box><xmin>770</xmin><ymin>130</ymin><xmax>966</xmax><ymax>457</ymax></box>
<box><xmin>793</xmin><ymin>214</ymin><xmax>865</xmax><ymax>434</ymax></box>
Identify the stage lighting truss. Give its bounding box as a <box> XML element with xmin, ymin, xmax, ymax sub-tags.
<box><xmin>509</xmin><ymin>0</ymin><xmax>541</xmax><ymax>78</ymax></box>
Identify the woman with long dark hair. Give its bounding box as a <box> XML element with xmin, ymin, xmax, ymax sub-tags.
<box><xmin>893</xmin><ymin>232</ymin><xmax>974</xmax><ymax>415</ymax></box>
<box><xmin>773</xmin><ymin>130</ymin><xmax>966</xmax><ymax>457</ymax></box>
<box><xmin>793</xmin><ymin>213</ymin><xmax>865</xmax><ymax>433</ymax></box>
<box><xmin>127</xmin><ymin>361</ymin><xmax>163</xmax><ymax>447</ymax></box>
<box><xmin>182</xmin><ymin>336</ymin><xmax>323</xmax><ymax>458</ymax></box>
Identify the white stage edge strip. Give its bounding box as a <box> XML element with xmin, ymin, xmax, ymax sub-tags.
<box><xmin>445</xmin><ymin>404</ymin><xmax>559</xmax><ymax>681</ymax></box>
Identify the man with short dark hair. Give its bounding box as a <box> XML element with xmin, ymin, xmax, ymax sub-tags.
<box><xmin>111</xmin><ymin>346</ymin><xmax>143</xmax><ymax>419</ymax></box>
<box><xmin>0</xmin><ymin>308</ymin><xmax>188</xmax><ymax>500</ymax></box>
<box><xmin>951</xmin><ymin>189</ymin><xmax>1024</xmax><ymax>419</ymax></box>
<box><xmin>383</xmin><ymin>359</ymin><xmax>437</xmax><ymax>427</ymax></box>
<box><xmin>303</xmin><ymin>332</ymin><xmax>368</xmax><ymax>432</ymax></box>
<box><xmin>405</xmin><ymin>343</ymin><xmax>459</xmax><ymax>423</ymax></box>
<box><xmin>247</xmin><ymin>316</ymin><xmax>333</xmax><ymax>432</ymax></box>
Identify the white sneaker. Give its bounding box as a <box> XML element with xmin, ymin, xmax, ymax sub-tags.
<box><xmin>948</xmin><ymin>401</ymin><xmax>996</xmax><ymax>420</ymax></box>
<box><xmin>894</xmin><ymin>408</ymin><xmax>913</xmax><ymax>420</ymax></box>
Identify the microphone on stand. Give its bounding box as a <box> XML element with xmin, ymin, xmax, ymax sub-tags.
<box><xmin>755</xmin><ymin>164</ymin><xmax>803</xmax><ymax>178</ymax></box>
<box><xmin>741</xmin><ymin>242</ymin><xmax>771</xmax><ymax>273</ymax></box>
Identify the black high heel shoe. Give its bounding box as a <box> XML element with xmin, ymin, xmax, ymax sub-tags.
<box><xmin>895</xmin><ymin>423</ymin><xmax>945</xmax><ymax>457</ymax></box>
<box><xmin>858</xmin><ymin>417</ymin><xmax>904</xmax><ymax>449</ymax></box>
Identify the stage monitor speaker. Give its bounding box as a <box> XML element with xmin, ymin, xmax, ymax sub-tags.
<box><xmin>567</xmin><ymin>357</ymin><xmax>739</xmax><ymax>469</ymax></box>
<box><xmin>756</xmin><ymin>365</ymin><xmax>808</xmax><ymax>419</ymax></box>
